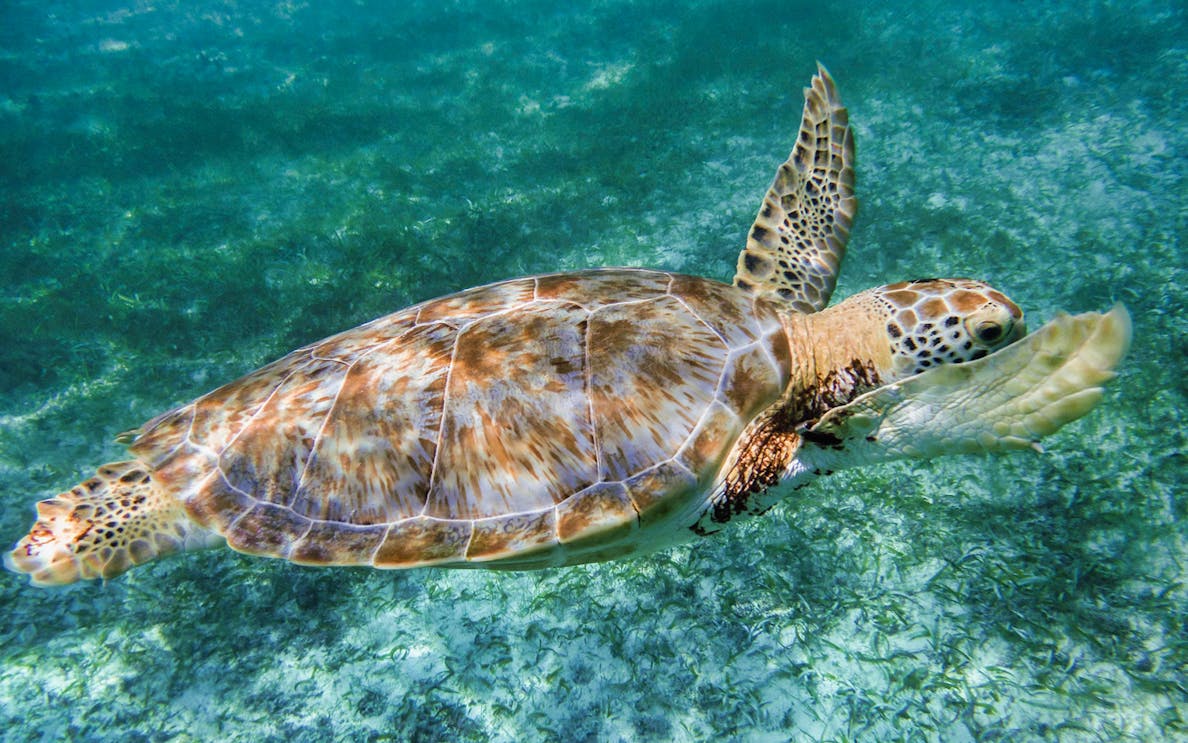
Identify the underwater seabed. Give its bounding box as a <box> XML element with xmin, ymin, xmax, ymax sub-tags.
<box><xmin>0</xmin><ymin>0</ymin><xmax>1184</xmax><ymax>740</ymax></box>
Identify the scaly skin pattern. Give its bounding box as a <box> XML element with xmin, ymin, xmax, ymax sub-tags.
<box><xmin>734</xmin><ymin>63</ymin><xmax>856</xmax><ymax>312</ymax></box>
<box><xmin>691</xmin><ymin>278</ymin><xmax>1025</xmax><ymax>533</ymax></box>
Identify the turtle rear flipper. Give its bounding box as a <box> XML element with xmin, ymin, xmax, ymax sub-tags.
<box><xmin>5</xmin><ymin>461</ymin><xmax>219</xmax><ymax>586</ymax></box>
<box><xmin>801</xmin><ymin>305</ymin><xmax>1132</xmax><ymax>466</ymax></box>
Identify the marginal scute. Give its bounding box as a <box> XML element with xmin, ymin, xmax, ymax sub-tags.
<box><xmin>415</xmin><ymin>277</ymin><xmax>536</xmax><ymax>323</ymax></box>
<box><xmin>535</xmin><ymin>269</ymin><xmax>671</xmax><ymax>308</ymax></box>
<box><xmin>556</xmin><ymin>482</ymin><xmax>638</xmax><ymax>546</ymax></box>
<box><xmin>224</xmin><ymin>502</ymin><xmax>311</xmax><ymax>557</ymax></box>
<box><xmin>129</xmin><ymin>404</ymin><xmax>195</xmax><ymax>468</ymax></box>
<box><xmin>289</xmin><ymin>522</ymin><xmax>387</xmax><ymax>566</ymax></box>
<box><xmin>467</xmin><ymin>509</ymin><xmax>558</xmax><ymax>562</ymax></box>
<box><xmin>624</xmin><ymin>461</ymin><xmax>699</xmax><ymax>527</ymax></box>
<box><xmin>373</xmin><ymin>517</ymin><xmax>471</xmax><ymax>567</ymax></box>
<box><xmin>310</xmin><ymin>312</ymin><xmax>416</xmax><ymax>362</ymax></box>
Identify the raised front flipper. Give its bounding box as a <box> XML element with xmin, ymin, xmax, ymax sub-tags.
<box><xmin>734</xmin><ymin>63</ymin><xmax>856</xmax><ymax>313</ymax></box>
<box><xmin>801</xmin><ymin>305</ymin><xmax>1132</xmax><ymax>465</ymax></box>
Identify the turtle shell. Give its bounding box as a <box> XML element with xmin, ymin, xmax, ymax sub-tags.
<box><xmin>129</xmin><ymin>269</ymin><xmax>792</xmax><ymax>569</ymax></box>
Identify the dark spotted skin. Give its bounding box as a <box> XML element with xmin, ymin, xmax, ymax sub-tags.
<box><xmin>877</xmin><ymin>279</ymin><xmax>1024</xmax><ymax>375</ymax></box>
<box><xmin>691</xmin><ymin>279</ymin><xmax>1024</xmax><ymax>535</ymax></box>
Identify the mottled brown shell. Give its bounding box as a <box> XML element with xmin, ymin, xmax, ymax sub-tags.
<box><xmin>129</xmin><ymin>269</ymin><xmax>791</xmax><ymax>568</ymax></box>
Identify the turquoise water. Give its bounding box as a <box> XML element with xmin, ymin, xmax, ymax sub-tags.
<box><xmin>1</xmin><ymin>0</ymin><xmax>1184</xmax><ymax>740</ymax></box>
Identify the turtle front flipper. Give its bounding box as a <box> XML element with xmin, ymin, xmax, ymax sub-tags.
<box><xmin>5</xmin><ymin>461</ymin><xmax>220</xmax><ymax>585</ymax></box>
<box><xmin>799</xmin><ymin>305</ymin><xmax>1132</xmax><ymax>467</ymax></box>
<box><xmin>734</xmin><ymin>63</ymin><xmax>856</xmax><ymax>313</ymax></box>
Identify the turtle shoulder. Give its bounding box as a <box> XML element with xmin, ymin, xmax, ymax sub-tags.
<box><xmin>576</xmin><ymin>275</ymin><xmax>791</xmax><ymax>548</ymax></box>
<box><xmin>126</xmin><ymin>269</ymin><xmax>793</xmax><ymax>568</ymax></box>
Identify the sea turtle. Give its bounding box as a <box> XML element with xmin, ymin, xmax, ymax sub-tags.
<box><xmin>6</xmin><ymin>66</ymin><xmax>1130</xmax><ymax>586</ymax></box>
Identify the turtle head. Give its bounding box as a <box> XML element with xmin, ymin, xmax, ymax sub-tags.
<box><xmin>785</xmin><ymin>278</ymin><xmax>1025</xmax><ymax>423</ymax></box>
<box><xmin>869</xmin><ymin>278</ymin><xmax>1025</xmax><ymax>378</ymax></box>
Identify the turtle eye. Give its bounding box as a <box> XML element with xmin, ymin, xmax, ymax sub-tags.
<box><xmin>965</xmin><ymin>312</ymin><xmax>1013</xmax><ymax>347</ymax></box>
<box><xmin>975</xmin><ymin>322</ymin><xmax>1003</xmax><ymax>343</ymax></box>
